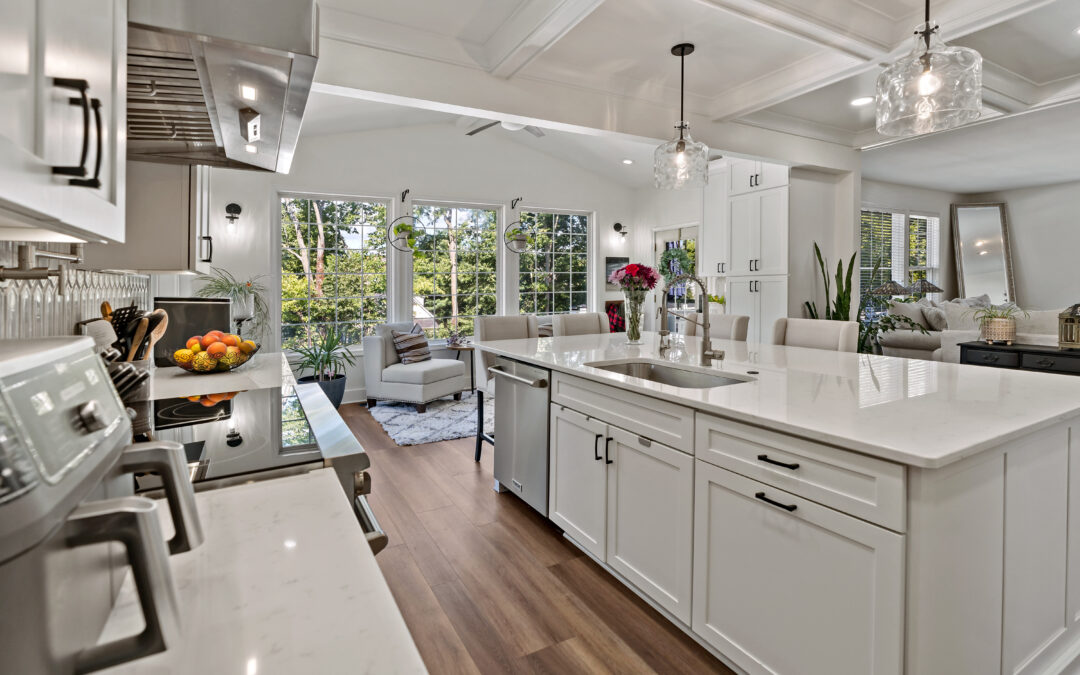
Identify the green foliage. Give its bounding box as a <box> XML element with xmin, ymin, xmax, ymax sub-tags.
<box><xmin>194</xmin><ymin>267</ymin><xmax>269</xmax><ymax>338</ymax></box>
<box><xmin>804</xmin><ymin>242</ymin><xmax>857</xmax><ymax>322</ymax></box>
<box><xmin>293</xmin><ymin>325</ymin><xmax>357</xmax><ymax>382</ymax></box>
<box><xmin>658</xmin><ymin>247</ymin><xmax>694</xmax><ymax>284</ymax></box>
<box><xmin>969</xmin><ymin>304</ymin><xmax>1029</xmax><ymax>324</ymax></box>
<box><xmin>517</xmin><ymin>211</ymin><xmax>589</xmax><ymax>318</ymax></box>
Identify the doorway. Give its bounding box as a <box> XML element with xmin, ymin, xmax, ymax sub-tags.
<box><xmin>654</xmin><ymin>225</ymin><xmax>698</xmax><ymax>333</ymax></box>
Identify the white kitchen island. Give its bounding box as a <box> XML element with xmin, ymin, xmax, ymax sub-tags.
<box><xmin>473</xmin><ymin>331</ymin><xmax>1080</xmax><ymax>675</ymax></box>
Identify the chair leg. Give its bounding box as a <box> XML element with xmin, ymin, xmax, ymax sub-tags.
<box><xmin>415</xmin><ymin>403</ymin><xmax>427</xmax><ymax>414</ymax></box>
<box><xmin>474</xmin><ymin>391</ymin><xmax>484</xmax><ymax>462</ymax></box>
<box><xmin>367</xmin><ymin>398</ymin><xmax>377</xmax><ymax>408</ymax></box>
<box><xmin>453</xmin><ymin>392</ymin><xmax>462</xmax><ymax>401</ymax></box>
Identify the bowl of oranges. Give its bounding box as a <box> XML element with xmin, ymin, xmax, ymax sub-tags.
<box><xmin>171</xmin><ymin>330</ymin><xmax>260</xmax><ymax>374</ymax></box>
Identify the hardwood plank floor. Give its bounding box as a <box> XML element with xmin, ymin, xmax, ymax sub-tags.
<box><xmin>340</xmin><ymin>403</ymin><xmax>733</xmax><ymax>675</ymax></box>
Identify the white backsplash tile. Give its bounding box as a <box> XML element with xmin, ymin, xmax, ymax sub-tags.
<box><xmin>0</xmin><ymin>242</ymin><xmax>149</xmax><ymax>339</ymax></box>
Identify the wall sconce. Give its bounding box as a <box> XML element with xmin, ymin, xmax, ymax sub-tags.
<box><xmin>225</xmin><ymin>203</ymin><xmax>242</xmax><ymax>233</ymax></box>
<box><xmin>613</xmin><ymin>222</ymin><xmax>628</xmax><ymax>241</ymax></box>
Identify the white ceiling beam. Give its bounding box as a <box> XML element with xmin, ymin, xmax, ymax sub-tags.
<box><xmin>317</xmin><ymin>7</ymin><xmax>478</xmax><ymax>69</ymax></box>
<box><xmin>481</xmin><ymin>0</ymin><xmax>606</xmax><ymax>79</ymax></box>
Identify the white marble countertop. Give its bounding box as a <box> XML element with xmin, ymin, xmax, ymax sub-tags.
<box><xmin>98</xmin><ymin>469</ymin><xmax>426</xmax><ymax>674</ymax></box>
<box><xmin>147</xmin><ymin>353</ymin><xmax>294</xmax><ymax>401</ymax></box>
<box><xmin>473</xmin><ymin>332</ymin><xmax>1080</xmax><ymax>468</ymax></box>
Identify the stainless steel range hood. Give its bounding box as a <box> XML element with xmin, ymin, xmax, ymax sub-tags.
<box><xmin>127</xmin><ymin>0</ymin><xmax>318</xmax><ymax>173</ymax></box>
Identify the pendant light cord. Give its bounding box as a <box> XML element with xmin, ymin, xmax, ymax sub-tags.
<box><xmin>924</xmin><ymin>0</ymin><xmax>931</xmax><ymax>50</ymax></box>
<box><xmin>679</xmin><ymin>50</ymin><xmax>685</xmax><ymax>140</ymax></box>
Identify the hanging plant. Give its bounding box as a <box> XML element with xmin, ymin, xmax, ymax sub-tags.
<box><xmin>658</xmin><ymin>247</ymin><xmax>693</xmax><ymax>284</ymax></box>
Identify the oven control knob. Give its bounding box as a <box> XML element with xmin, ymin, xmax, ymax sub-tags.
<box><xmin>76</xmin><ymin>401</ymin><xmax>107</xmax><ymax>433</ymax></box>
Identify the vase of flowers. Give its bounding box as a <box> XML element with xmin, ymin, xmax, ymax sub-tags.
<box><xmin>608</xmin><ymin>262</ymin><xmax>659</xmax><ymax>345</ymax></box>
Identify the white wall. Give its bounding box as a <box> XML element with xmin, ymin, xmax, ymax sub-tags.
<box><xmin>790</xmin><ymin>168</ymin><xmax>843</xmax><ymax>318</ymax></box>
<box><xmin>165</xmin><ymin>122</ymin><xmax>637</xmax><ymax>403</ymax></box>
<box><xmin>968</xmin><ymin>180</ymin><xmax>1080</xmax><ymax>310</ymax></box>
<box><xmin>861</xmin><ymin>179</ymin><xmax>963</xmax><ymax>299</ymax></box>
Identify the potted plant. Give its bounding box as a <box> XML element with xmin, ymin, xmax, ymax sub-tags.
<box><xmin>504</xmin><ymin>224</ymin><xmax>531</xmax><ymax>253</ymax></box>
<box><xmin>194</xmin><ymin>267</ymin><xmax>269</xmax><ymax>339</ymax></box>
<box><xmin>970</xmin><ymin>305</ymin><xmax>1028</xmax><ymax>345</ymax></box>
<box><xmin>294</xmin><ymin>326</ymin><xmax>357</xmax><ymax>408</ymax></box>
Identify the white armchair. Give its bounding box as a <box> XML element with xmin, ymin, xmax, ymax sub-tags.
<box><xmin>552</xmin><ymin>312</ymin><xmax>610</xmax><ymax>336</ymax></box>
<box><xmin>362</xmin><ymin>322</ymin><xmax>469</xmax><ymax>413</ymax></box>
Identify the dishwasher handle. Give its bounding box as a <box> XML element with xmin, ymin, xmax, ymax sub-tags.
<box><xmin>488</xmin><ymin>365</ymin><xmax>548</xmax><ymax>388</ymax></box>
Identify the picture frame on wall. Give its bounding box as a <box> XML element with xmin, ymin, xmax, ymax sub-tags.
<box><xmin>605</xmin><ymin>257</ymin><xmax>629</xmax><ymax>290</ymax></box>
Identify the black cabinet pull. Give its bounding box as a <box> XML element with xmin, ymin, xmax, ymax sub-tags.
<box><xmin>757</xmin><ymin>454</ymin><xmax>799</xmax><ymax>470</ymax></box>
<box><xmin>604</xmin><ymin>436</ymin><xmax>613</xmax><ymax>464</ymax></box>
<box><xmin>70</xmin><ymin>99</ymin><xmax>103</xmax><ymax>189</ymax></box>
<box><xmin>201</xmin><ymin>235</ymin><xmax>213</xmax><ymax>263</ymax></box>
<box><xmin>1036</xmin><ymin>358</ymin><xmax>1055</xmax><ymax>368</ymax></box>
<box><xmin>756</xmin><ymin>491</ymin><xmax>797</xmax><ymax>512</ymax></box>
<box><xmin>51</xmin><ymin>77</ymin><xmax>90</xmax><ymax>178</ymax></box>
<box><xmin>749</xmin><ymin>259</ymin><xmax>753</xmax><ymax>271</ymax></box>
<box><xmin>594</xmin><ymin>433</ymin><xmax>603</xmax><ymax>461</ymax></box>
<box><xmin>984</xmin><ymin>354</ymin><xmax>999</xmax><ymax>363</ymax></box>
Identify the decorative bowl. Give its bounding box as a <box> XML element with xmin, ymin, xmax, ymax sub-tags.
<box><xmin>170</xmin><ymin>343</ymin><xmax>261</xmax><ymax>373</ymax></box>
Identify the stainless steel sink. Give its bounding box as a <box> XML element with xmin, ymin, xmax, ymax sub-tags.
<box><xmin>585</xmin><ymin>360</ymin><xmax>752</xmax><ymax>389</ymax></box>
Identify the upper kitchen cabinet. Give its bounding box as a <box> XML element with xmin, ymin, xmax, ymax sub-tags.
<box><xmin>728</xmin><ymin>187</ymin><xmax>788</xmax><ymax>277</ymax></box>
<box><xmin>83</xmin><ymin>161</ymin><xmax>211</xmax><ymax>273</ymax></box>
<box><xmin>699</xmin><ymin>165</ymin><xmax>730</xmax><ymax>276</ymax></box>
<box><xmin>728</xmin><ymin>158</ymin><xmax>788</xmax><ymax>197</ymax></box>
<box><xmin>0</xmin><ymin>0</ymin><xmax>126</xmax><ymax>243</ymax></box>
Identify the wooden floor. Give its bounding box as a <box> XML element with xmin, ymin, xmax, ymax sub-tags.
<box><xmin>340</xmin><ymin>403</ymin><xmax>733</xmax><ymax>675</ymax></box>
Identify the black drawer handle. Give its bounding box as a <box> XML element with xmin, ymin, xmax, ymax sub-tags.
<box><xmin>756</xmin><ymin>491</ymin><xmax>797</xmax><ymax>512</ymax></box>
<box><xmin>605</xmin><ymin>436</ymin><xmax>613</xmax><ymax>464</ymax></box>
<box><xmin>982</xmin><ymin>354</ymin><xmax>999</xmax><ymax>363</ymax></box>
<box><xmin>757</xmin><ymin>454</ymin><xmax>799</xmax><ymax>470</ymax></box>
<box><xmin>594</xmin><ymin>433</ymin><xmax>603</xmax><ymax>461</ymax></box>
<box><xmin>1036</xmin><ymin>358</ymin><xmax>1055</xmax><ymax>368</ymax></box>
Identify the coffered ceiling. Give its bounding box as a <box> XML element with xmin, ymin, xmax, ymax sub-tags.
<box><xmin>315</xmin><ymin>0</ymin><xmax>1080</xmax><ymax>165</ymax></box>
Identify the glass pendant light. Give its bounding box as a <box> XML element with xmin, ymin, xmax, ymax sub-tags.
<box><xmin>876</xmin><ymin>0</ymin><xmax>982</xmax><ymax>136</ymax></box>
<box><xmin>655</xmin><ymin>43</ymin><xmax>708</xmax><ymax>190</ymax></box>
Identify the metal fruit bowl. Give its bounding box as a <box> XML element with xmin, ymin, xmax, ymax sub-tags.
<box><xmin>170</xmin><ymin>343</ymin><xmax>261</xmax><ymax>374</ymax></box>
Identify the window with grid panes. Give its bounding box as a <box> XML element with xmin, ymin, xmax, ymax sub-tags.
<box><xmin>860</xmin><ymin>208</ymin><xmax>940</xmax><ymax>312</ymax></box>
<box><xmin>411</xmin><ymin>204</ymin><xmax>498</xmax><ymax>338</ymax></box>
<box><xmin>280</xmin><ymin>196</ymin><xmax>388</xmax><ymax>350</ymax></box>
<box><xmin>517</xmin><ymin>211</ymin><xmax>589</xmax><ymax>316</ymax></box>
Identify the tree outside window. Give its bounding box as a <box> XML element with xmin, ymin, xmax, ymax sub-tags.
<box><xmin>518</xmin><ymin>211</ymin><xmax>588</xmax><ymax>315</ymax></box>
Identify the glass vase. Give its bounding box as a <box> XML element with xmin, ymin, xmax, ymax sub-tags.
<box><xmin>624</xmin><ymin>289</ymin><xmax>646</xmax><ymax>345</ymax></box>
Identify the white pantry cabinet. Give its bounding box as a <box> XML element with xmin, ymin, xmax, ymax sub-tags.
<box><xmin>699</xmin><ymin>166</ymin><xmax>730</xmax><ymax>276</ymax></box>
<box><xmin>728</xmin><ymin>158</ymin><xmax>788</xmax><ymax>197</ymax></box>
<box><xmin>692</xmin><ymin>460</ymin><xmax>904</xmax><ymax>675</ymax></box>
<box><xmin>0</xmin><ymin>0</ymin><xmax>126</xmax><ymax>243</ymax></box>
<box><xmin>728</xmin><ymin>187</ymin><xmax>788</xmax><ymax>277</ymax></box>
<box><xmin>549</xmin><ymin>401</ymin><xmax>695</xmax><ymax>623</ymax></box>
<box><xmin>726</xmin><ymin>276</ymin><xmax>787</xmax><ymax>344</ymax></box>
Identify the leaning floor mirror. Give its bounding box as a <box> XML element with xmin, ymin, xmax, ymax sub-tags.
<box><xmin>951</xmin><ymin>203</ymin><xmax>1016</xmax><ymax>304</ymax></box>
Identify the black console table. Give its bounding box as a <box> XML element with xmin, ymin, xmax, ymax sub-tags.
<box><xmin>959</xmin><ymin>342</ymin><xmax>1080</xmax><ymax>376</ymax></box>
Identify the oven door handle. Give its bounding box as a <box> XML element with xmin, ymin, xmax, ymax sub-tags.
<box><xmin>64</xmin><ymin>497</ymin><xmax>181</xmax><ymax>673</ymax></box>
<box><xmin>355</xmin><ymin>494</ymin><xmax>388</xmax><ymax>555</ymax></box>
<box><xmin>119</xmin><ymin>441</ymin><xmax>204</xmax><ymax>554</ymax></box>
<box><xmin>488</xmin><ymin>365</ymin><xmax>548</xmax><ymax>388</ymax></box>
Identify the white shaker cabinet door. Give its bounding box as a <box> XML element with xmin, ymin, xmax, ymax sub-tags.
<box><xmin>728</xmin><ymin>192</ymin><xmax>757</xmax><ymax>276</ymax></box>
<box><xmin>605</xmin><ymin>427</ymin><xmax>693</xmax><ymax>624</ymax></box>
<box><xmin>757</xmin><ymin>276</ymin><xmax>788</xmax><ymax>345</ymax></box>
<box><xmin>692</xmin><ymin>461</ymin><xmax>904</xmax><ymax>675</ymax></box>
<box><xmin>755</xmin><ymin>188</ymin><xmax>788</xmax><ymax>277</ymax></box>
<box><xmin>549</xmin><ymin>405</ymin><xmax>608</xmax><ymax>559</ymax></box>
<box><xmin>726</xmin><ymin>279</ymin><xmax>757</xmax><ymax>344</ymax></box>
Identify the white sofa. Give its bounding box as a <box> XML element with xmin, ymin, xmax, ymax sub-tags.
<box><xmin>362</xmin><ymin>322</ymin><xmax>469</xmax><ymax>412</ymax></box>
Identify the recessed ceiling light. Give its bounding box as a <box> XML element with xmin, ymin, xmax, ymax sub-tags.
<box><xmin>622</xmin><ymin>159</ymin><xmax>633</xmax><ymax>165</ymax></box>
<box><xmin>244</xmin><ymin>144</ymin><xmax>257</xmax><ymax>153</ymax></box>
<box><xmin>241</xmin><ymin>85</ymin><xmax>257</xmax><ymax>101</ymax></box>
<box><xmin>979</xmin><ymin>250</ymin><xmax>989</xmax><ymax>256</ymax></box>
<box><xmin>850</xmin><ymin>97</ymin><xmax>874</xmax><ymax>107</ymax></box>
<box><xmin>974</xmin><ymin>240</ymin><xmax>985</xmax><ymax>247</ymax></box>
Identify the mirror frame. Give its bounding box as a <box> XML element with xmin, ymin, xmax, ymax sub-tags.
<box><xmin>950</xmin><ymin>202</ymin><xmax>1016</xmax><ymax>303</ymax></box>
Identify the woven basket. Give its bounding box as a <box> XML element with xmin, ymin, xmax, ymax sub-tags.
<box><xmin>982</xmin><ymin>318</ymin><xmax>1016</xmax><ymax>344</ymax></box>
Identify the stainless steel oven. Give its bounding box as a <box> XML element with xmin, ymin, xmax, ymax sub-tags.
<box><xmin>0</xmin><ymin>338</ymin><xmax>202</xmax><ymax>673</ymax></box>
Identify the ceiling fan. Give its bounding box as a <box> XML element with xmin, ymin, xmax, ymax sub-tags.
<box><xmin>466</xmin><ymin>120</ymin><xmax>545</xmax><ymax>138</ymax></box>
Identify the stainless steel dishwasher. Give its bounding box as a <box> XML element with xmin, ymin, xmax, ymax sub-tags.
<box><xmin>489</xmin><ymin>356</ymin><xmax>550</xmax><ymax>516</ymax></box>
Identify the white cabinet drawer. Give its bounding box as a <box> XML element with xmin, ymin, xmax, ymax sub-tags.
<box><xmin>696</xmin><ymin>413</ymin><xmax>906</xmax><ymax>531</ymax></box>
<box><xmin>552</xmin><ymin>372</ymin><xmax>693</xmax><ymax>452</ymax></box>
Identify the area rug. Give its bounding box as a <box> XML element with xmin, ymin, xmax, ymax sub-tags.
<box><xmin>368</xmin><ymin>391</ymin><xmax>494</xmax><ymax>446</ymax></box>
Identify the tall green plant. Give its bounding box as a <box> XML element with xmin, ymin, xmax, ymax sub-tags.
<box><xmin>294</xmin><ymin>326</ymin><xmax>356</xmax><ymax>382</ymax></box>
<box><xmin>194</xmin><ymin>267</ymin><xmax>269</xmax><ymax>336</ymax></box>
<box><xmin>803</xmin><ymin>242</ymin><xmax>856</xmax><ymax>321</ymax></box>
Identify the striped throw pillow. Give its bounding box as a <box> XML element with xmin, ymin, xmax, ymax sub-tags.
<box><xmin>391</xmin><ymin>330</ymin><xmax>431</xmax><ymax>364</ymax></box>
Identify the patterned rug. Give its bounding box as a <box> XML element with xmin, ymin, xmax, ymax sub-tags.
<box><xmin>368</xmin><ymin>391</ymin><xmax>495</xmax><ymax>446</ymax></box>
